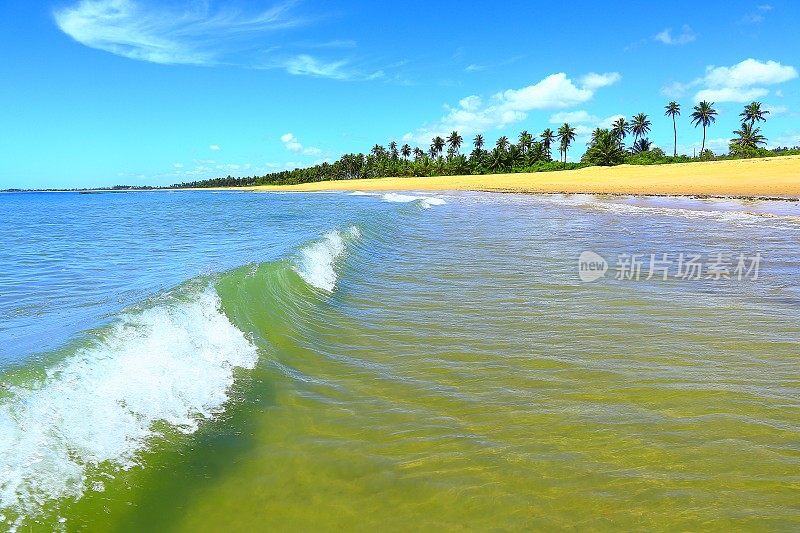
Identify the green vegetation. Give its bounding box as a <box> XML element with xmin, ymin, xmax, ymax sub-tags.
<box><xmin>173</xmin><ymin>101</ymin><xmax>799</xmax><ymax>188</ymax></box>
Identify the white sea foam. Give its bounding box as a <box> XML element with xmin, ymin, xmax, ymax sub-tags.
<box><xmin>0</xmin><ymin>287</ymin><xmax>258</xmax><ymax>523</ymax></box>
<box><xmin>381</xmin><ymin>193</ymin><xmax>446</xmax><ymax>209</ymax></box>
<box><xmin>530</xmin><ymin>194</ymin><xmax>800</xmax><ymax>228</ymax></box>
<box><xmin>293</xmin><ymin>227</ymin><xmax>360</xmax><ymax>293</ymax></box>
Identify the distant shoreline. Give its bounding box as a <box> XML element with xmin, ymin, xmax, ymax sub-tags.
<box><xmin>228</xmin><ymin>155</ymin><xmax>800</xmax><ymax>199</ymax></box>
<box><xmin>6</xmin><ymin>155</ymin><xmax>800</xmax><ymax>199</ymax></box>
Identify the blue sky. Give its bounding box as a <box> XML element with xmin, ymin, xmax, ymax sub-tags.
<box><xmin>1</xmin><ymin>0</ymin><xmax>798</xmax><ymax>189</ymax></box>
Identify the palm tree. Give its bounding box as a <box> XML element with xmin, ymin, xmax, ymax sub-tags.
<box><xmin>371</xmin><ymin>144</ymin><xmax>385</xmax><ymax>157</ymax></box>
<box><xmin>488</xmin><ymin>147</ymin><xmax>506</xmax><ymax>172</ymax></box>
<box><xmin>632</xmin><ymin>138</ymin><xmax>653</xmax><ymax>153</ymax></box>
<box><xmin>691</xmin><ymin>101</ymin><xmax>718</xmax><ymax>155</ymax></box>
<box><xmin>518</xmin><ymin>130</ymin><xmax>533</xmax><ymax>154</ymax></box>
<box><xmin>431</xmin><ymin>136</ymin><xmax>445</xmax><ymax>158</ymax></box>
<box><xmin>583</xmin><ymin>128</ymin><xmax>625</xmax><ymax>166</ymax></box>
<box><xmin>446</xmin><ymin>131</ymin><xmax>463</xmax><ymax>155</ymax></box>
<box><xmin>473</xmin><ymin>134</ymin><xmax>485</xmax><ymax>151</ymax></box>
<box><xmin>611</xmin><ymin>118</ymin><xmax>629</xmax><ymax>145</ymax></box>
<box><xmin>540</xmin><ymin>128</ymin><xmax>555</xmax><ymax>160</ymax></box>
<box><xmin>495</xmin><ymin>136</ymin><xmax>510</xmax><ymax>152</ymax></box>
<box><xmin>740</xmin><ymin>101</ymin><xmax>769</xmax><ymax>126</ymax></box>
<box><xmin>732</xmin><ymin>122</ymin><xmax>767</xmax><ymax>149</ymax></box>
<box><xmin>508</xmin><ymin>145</ymin><xmax>524</xmax><ymax>167</ymax></box>
<box><xmin>631</xmin><ymin>113</ymin><xmax>652</xmax><ymax>142</ymax></box>
<box><xmin>556</xmin><ymin>123</ymin><xmax>576</xmax><ymax>165</ymax></box>
<box><xmin>413</xmin><ymin>147</ymin><xmax>424</xmax><ymax>160</ymax></box>
<box><xmin>664</xmin><ymin>101</ymin><xmax>681</xmax><ymax>157</ymax></box>
<box><xmin>401</xmin><ymin>144</ymin><xmax>411</xmax><ymax>160</ymax></box>
<box><xmin>388</xmin><ymin>141</ymin><xmax>398</xmax><ymax>160</ymax></box>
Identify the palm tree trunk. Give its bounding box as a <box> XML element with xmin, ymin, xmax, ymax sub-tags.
<box><xmin>701</xmin><ymin>126</ymin><xmax>706</xmax><ymax>155</ymax></box>
<box><xmin>672</xmin><ymin>118</ymin><xmax>677</xmax><ymax>157</ymax></box>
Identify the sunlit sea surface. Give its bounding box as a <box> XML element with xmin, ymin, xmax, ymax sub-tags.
<box><xmin>0</xmin><ymin>190</ymin><xmax>798</xmax><ymax>531</ymax></box>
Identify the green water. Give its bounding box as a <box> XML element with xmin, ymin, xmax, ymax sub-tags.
<box><xmin>1</xmin><ymin>192</ymin><xmax>799</xmax><ymax>531</ymax></box>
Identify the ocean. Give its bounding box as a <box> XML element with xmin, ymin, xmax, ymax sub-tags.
<box><xmin>0</xmin><ymin>190</ymin><xmax>798</xmax><ymax>531</ymax></box>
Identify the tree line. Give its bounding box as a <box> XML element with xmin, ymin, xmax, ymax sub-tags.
<box><xmin>173</xmin><ymin>101</ymin><xmax>798</xmax><ymax>188</ymax></box>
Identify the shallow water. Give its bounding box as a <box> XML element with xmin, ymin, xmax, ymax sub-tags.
<box><xmin>0</xmin><ymin>191</ymin><xmax>798</xmax><ymax>531</ymax></box>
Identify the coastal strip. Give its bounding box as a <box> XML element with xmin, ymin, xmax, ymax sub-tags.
<box><xmin>231</xmin><ymin>156</ymin><xmax>800</xmax><ymax>198</ymax></box>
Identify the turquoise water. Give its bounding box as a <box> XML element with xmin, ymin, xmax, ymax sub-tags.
<box><xmin>0</xmin><ymin>191</ymin><xmax>799</xmax><ymax>531</ymax></box>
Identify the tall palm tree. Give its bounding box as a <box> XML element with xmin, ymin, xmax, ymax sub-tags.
<box><xmin>611</xmin><ymin>118</ymin><xmax>629</xmax><ymax>145</ymax></box>
<box><xmin>446</xmin><ymin>131</ymin><xmax>463</xmax><ymax>155</ymax></box>
<box><xmin>740</xmin><ymin>101</ymin><xmax>769</xmax><ymax>126</ymax></box>
<box><xmin>401</xmin><ymin>144</ymin><xmax>411</xmax><ymax>160</ymax></box>
<box><xmin>540</xmin><ymin>128</ymin><xmax>555</xmax><ymax>160</ymax></box>
<box><xmin>630</xmin><ymin>113</ymin><xmax>652</xmax><ymax>142</ymax></box>
<box><xmin>413</xmin><ymin>147</ymin><xmax>425</xmax><ymax>160</ymax></box>
<box><xmin>371</xmin><ymin>144</ymin><xmax>385</xmax><ymax>157</ymax></box>
<box><xmin>691</xmin><ymin>101</ymin><xmax>718</xmax><ymax>155</ymax></box>
<box><xmin>431</xmin><ymin>136</ymin><xmax>445</xmax><ymax>158</ymax></box>
<box><xmin>518</xmin><ymin>130</ymin><xmax>533</xmax><ymax>154</ymax></box>
<box><xmin>664</xmin><ymin>101</ymin><xmax>681</xmax><ymax>157</ymax></box>
<box><xmin>495</xmin><ymin>136</ymin><xmax>510</xmax><ymax>152</ymax></box>
<box><xmin>732</xmin><ymin>122</ymin><xmax>767</xmax><ymax>149</ymax></box>
<box><xmin>388</xmin><ymin>141</ymin><xmax>398</xmax><ymax>160</ymax></box>
<box><xmin>556</xmin><ymin>123</ymin><xmax>576</xmax><ymax>165</ymax></box>
<box><xmin>473</xmin><ymin>134</ymin><xmax>485</xmax><ymax>151</ymax></box>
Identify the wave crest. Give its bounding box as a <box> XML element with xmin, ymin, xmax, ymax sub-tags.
<box><xmin>293</xmin><ymin>226</ymin><xmax>360</xmax><ymax>293</ymax></box>
<box><xmin>0</xmin><ymin>287</ymin><xmax>258</xmax><ymax>523</ymax></box>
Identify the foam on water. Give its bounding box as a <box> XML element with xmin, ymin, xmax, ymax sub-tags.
<box><xmin>531</xmin><ymin>194</ymin><xmax>800</xmax><ymax>228</ymax></box>
<box><xmin>381</xmin><ymin>193</ymin><xmax>447</xmax><ymax>209</ymax></box>
<box><xmin>293</xmin><ymin>227</ymin><xmax>361</xmax><ymax>293</ymax></box>
<box><xmin>0</xmin><ymin>286</ymin><xmax>258</xmax><ymax>525</ymax></box>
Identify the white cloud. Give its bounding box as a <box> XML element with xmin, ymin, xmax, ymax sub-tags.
<box><xmin>402</xmin><ymin>72</ymin><xmax>620</xmax><ymax>143</ymax></box>
<box><xmin>53</xmin><ymin>1</ymin><xmax>384</xmax><ymax>81</ymax></box>
<box><xmin>704</xmin><ymin>59</ymin><xmax>797</xmax><ymax>88</ymax></box>
<box><xmin>764</xmin><ymin>104</ymin><xmax>789</xmax><ymax>116</ymax></box>
<box><xmin>209</xmin><ymin>144</ymin><xmax>221</xmax><ymax>151</ymax></box>
<box><xmin>280</xmin><ymin>133</ymin><xmax>322</xmax><ymax>156</ymax></box>
<box><xmin>465</xmin><ymin>64</ymin><xmax>486</xmax><ymax>72</ymax></box>
<box><xmin>549</xmin><ymin>110</ymin><xmax>596</xmax><ymax>124</ymax></box>
<box><xmin>283</xmin><ymin>55</ymin><xmax>349</xmax><ymax>79</ymax></box>
<box><xmin>580</xmin><ymin>72</ymin><xmax>622</xmax><ymax>90</ymax></box>
<box><xmin>655</xmin><ymin>25</ymin><xmax>697</xmax><ymax>45</ymax></box>
<box><xmin>694</xmin><ymin>87</ymin><xmax>769</xmax><ymax>103</ymax></box>
<box><xmin>173</xmin><ymin>162</ymin><xmax>184</xmax><ymax>169</ymax></box>
<box><xmin>54</xmin><ymin>0</ymin><xmax>302</xmax><ymax>66</ymax></box>
<box><xmin>662</xmin><ymin>58</ymin><xmax>798</xmax><ymax>102</ymax></box>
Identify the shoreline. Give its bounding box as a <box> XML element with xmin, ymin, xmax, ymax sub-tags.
<box><xmin>231</xmin><ymin>155</ymin><xmax>800</xmax><ymax>199</ymax></box>
<box><xmin>6</xmin><ymin>155</ymin><xmax>799</xmax><ymax>199</ymax></box>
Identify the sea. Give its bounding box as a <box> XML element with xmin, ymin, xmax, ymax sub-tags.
<box><xmin>0</xmin><ymin>190</ymin><xmax>798</xmax><ymax>531</ymax></box>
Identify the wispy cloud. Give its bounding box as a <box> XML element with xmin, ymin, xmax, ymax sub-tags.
<box><xmin>209</xmin><ymin>144</ymin><xmax>221</xmax><ymax>152</ymax></box>
<box><xmin>661</xmin><ymin>58</ymin><xmax>798</xmax><ymax>102</ymax></box>
<box><xmin>53</xmin><ymin>0</ymin><xmax>387</xmax><ymax>81</ymax></box>
<box><xmin>465</xmin><ymin>64</ymin><xmax>486</xmax><ymax>72</ymax></box>
<box><xmin>402</xmin><ymin>72</ymin><xmax>621</xmax><ymax>144</ymax></box>
<box><xmin>655</xmin><ymin>25</ymin><xmax>697</xmax><ymax>45</ymax></box>
<box><xmin>54</xmin><ymin>0</ymin><xmax>303</xmax><ymax>65</ymax></box>
<box><xmin>740</xmin><ymin>4</ymin><xmax>774</xmax><ymax>24</ymax></box>
<box><xmin>275</xmin><ymin>55</ymin><xmax>384</xmax><ymax>81</ymax></box>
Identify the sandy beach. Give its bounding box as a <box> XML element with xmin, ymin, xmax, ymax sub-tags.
<box><xmin>239</xmin><ymin>155</ymin><xmax>800</xmax><ymax>198</ymax></box>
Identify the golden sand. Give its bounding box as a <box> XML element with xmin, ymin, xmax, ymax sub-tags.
<box><xmin>239</xmin><ymin>155</ymin><xmax>800</xmax><ymax>198</ymax></box>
